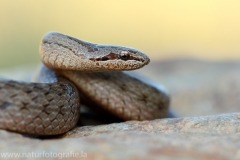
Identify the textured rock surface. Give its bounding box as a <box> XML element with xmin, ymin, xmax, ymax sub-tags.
<box><xmin>0</xmin><ymin>59</ymin><xmax>240</xmax><ymax>160</ymax></box>
<box><xmin>0</xmin><ymin>113</ymin><xmax>240</xmax><ymax>160</ymax></box>
<box><xmin>61</xmin><ymin>113</ymin><xmax>240</xmax><ymax>138</ymax></box>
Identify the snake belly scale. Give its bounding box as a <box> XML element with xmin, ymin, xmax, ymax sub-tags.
<box><xmin>0</xmin><ymin>32</ymin><xmax>170</xmax><ymax>135</ymax></box>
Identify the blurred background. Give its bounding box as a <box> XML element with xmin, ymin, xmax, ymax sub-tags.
<box><xmin>1</xmin><ymin>1</ymin><xmax>240</xmax><ymax>118</ymax></box>
<box><xmin>1</xmin><ymin>0</ymin><xmax>240</xmax><ymax>69</ymax></box>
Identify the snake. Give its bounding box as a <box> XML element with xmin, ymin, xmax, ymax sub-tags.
<box><xmin>0</xmin><ymin>32</ymin><xmax>170</xmax><ymax>135</ymax></box>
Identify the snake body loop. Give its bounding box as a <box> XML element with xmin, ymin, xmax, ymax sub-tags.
<box><xmin>0</xmin><ymin>32</ymin><xmax>169</xmax><ymax>135</ymax></box>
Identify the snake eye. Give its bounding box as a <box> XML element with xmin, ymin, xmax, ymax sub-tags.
<box><xmin>119</xmin><ymin>51</ymin><xmax>130</xmax><ymax>60</ymax></box>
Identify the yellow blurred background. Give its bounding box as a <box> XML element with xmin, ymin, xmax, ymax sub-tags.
<box><xmin>1</xmin><ymin>0</ymin><xmax>240</xmax><ymax>69</ymax></box>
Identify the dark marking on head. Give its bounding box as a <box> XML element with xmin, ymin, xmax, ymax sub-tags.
<box><xmin>89</xmin><ymin>51</ymin><xmax>144</xmax><ymax>62</ymax></box>
<box><xmin>90</xmin><ymin>52</ymin><xmax>117</xmax><ymax>61</ymax></box>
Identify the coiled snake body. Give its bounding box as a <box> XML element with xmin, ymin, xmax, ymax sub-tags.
<box><xmin>0</xmin><ymin>32</ymin><xmax>169</xmax><ymax>135</ymax></box>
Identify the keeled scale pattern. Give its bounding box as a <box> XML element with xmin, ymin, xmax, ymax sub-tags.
<box><xmin>0</xmin><ymin>79</ymin><xmax>80</xmax><ymax>135</ymax></box>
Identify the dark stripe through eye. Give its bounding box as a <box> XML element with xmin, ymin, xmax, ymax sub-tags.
<box><xmin>89</xmin><ymin>51</ymin><xmax>143</xmax><ymax>62</ymax></box>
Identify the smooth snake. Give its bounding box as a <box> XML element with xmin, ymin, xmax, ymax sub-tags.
<box><xmin>0</xmin><ymin>32</ymin><xmax>170</xmax><ymax>135</ymax></box>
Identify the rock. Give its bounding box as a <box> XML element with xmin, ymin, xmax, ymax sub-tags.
<box><xmin>0</xmin><ymin>113</ymin><xmax>240</xmax><ymax>160</ymax></box>
<box><xmin>61</xmin><ymin>113</ymin><xmax>240</xmax><ymax>138</ymax></box>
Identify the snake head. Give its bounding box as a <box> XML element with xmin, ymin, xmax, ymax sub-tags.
<box><xmin>40</xmin><ymin>32</ymin><xmax>150</xmax><ymax>72</ymax></box>
<box><xmin>88</xmin><ymin>45</ymin><xmax>150</xmax><ymax>71</ymax></box>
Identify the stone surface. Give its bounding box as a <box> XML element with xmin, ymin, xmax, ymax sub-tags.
<box><xmin>61</xmin><ymin>113</ymin><xmax>240</xmax><ymax>138</ymax></box>
<box><xmin>0</xmin><ymin>113</ymin><xmax>239</xmax><ymax>159</ymax></box>
<box><xmin>1</xmin><ymin>59</ymin><xmax>240</xmax><ymax>160</ymax></box>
